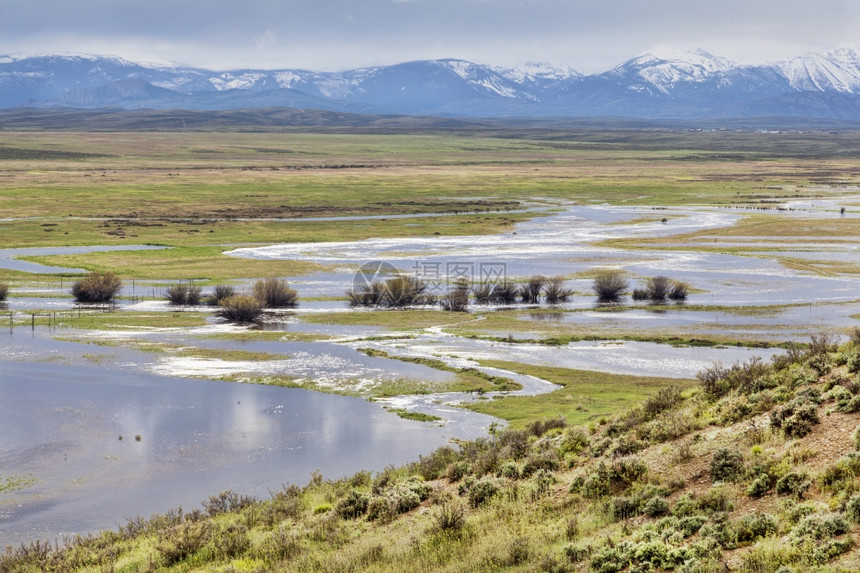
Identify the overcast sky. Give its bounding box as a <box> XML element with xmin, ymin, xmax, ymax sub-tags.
<box><xmin>2</xmin><ymin>0</ymin><xmax>859</xmax><ymax>73</ymax></box>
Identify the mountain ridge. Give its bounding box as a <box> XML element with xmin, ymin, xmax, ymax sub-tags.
<box><xmin>5</xmin><ymin>47</ymin><xmax>860</xmax><ymax>118</ymax></box>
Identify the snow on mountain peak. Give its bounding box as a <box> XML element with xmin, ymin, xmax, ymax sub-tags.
<box><xmin>612</xmin><ymin>48</ymin><xmax>735</xmax><ymax>94</ymax></box>
<box><xmin>493</xmin><ymin>62</ymin><xmax>581</xmax><ymax>83</ymax></box>
<box><xmin>779</xmin><ymin>45</ymin><xmax>860</xmax><ymax>93</ymax></box>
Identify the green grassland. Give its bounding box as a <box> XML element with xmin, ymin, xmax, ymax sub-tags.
<box><xmin>3</xmin><ymin>125</ymin><xmax>860</xmax><ymax>571</ymax></box>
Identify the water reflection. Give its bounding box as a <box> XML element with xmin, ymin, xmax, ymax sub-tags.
<box><xmin>0</xmin><ymin>357</ymin><xmax>484</xmax><ymax>545</ymax></box>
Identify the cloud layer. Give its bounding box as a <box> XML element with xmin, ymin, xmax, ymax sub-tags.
<box><xmin>3</xmin><ymin>0</ymin><xmax>859</xmax><ymax>72</ymax></box>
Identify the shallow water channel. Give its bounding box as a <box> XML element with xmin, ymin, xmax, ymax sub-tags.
<box><xmin>2</xmin><ymin>202</ymin><xmax>856</xmax><ymax>544</ymax></box>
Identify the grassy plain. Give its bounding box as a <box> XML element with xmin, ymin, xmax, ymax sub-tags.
<box><xmin>4</xmin><ymin>125</ymin><xmax>860</xmax><ymax>570</ymax></box>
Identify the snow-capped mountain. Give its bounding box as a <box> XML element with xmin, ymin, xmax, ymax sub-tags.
<box><xmin>606</xmin><ymin>49</ymin><xmax>735</xmax><ymax>95</ymax></box>
<box><xmin>778</xmin><ymin>45</ymin><xmax>860</xmax><ymax>93</ymax></box>
<box><xmin>4</xmin><ymin>47</ymin><xmax>860</xmax><ymax>119</ymax></box>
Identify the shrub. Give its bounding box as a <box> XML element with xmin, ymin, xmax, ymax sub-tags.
<box><xmin>499</xmin><ymin>461</ymin><xmax>519</xmax><ymax>479</ymax></box>
<box><xmin>433</xmin><ymin>499</ymin><xmax>466</xmax><ymax>532</ymax></box>
<box><xmin>771</xmin><ymin>398</ymin><xmax>819</xmax><ymax>439</ymax></box>
<box><xmin>468</xmin><ymin>476</ymin><xmax>504</xmax><ymax>507</ymax></box>
<box><xmin>335</xmin><ymin>490</ymin><xmax>370</xmax><ymax>519</ymax></box>
<box><xmin>746</xmin><ymin>474</ymin><xmax>773</xmax><ymax>498</ymax></box>
<box><xmin>527</xmin><ymin>416</ymin><xmax>567</xmax><ymax>437</ymax></box>
<box><xmin>71</xmin><ymin>271</ymin><xmax>122</xmax><ymax>303</ymax></box>
<box><xmin>254</xmin><ymin>527</ymin><xmax>303</xmax><ymax>562</ymax></box>
<box><xmin>592</xmin><ymin>269</ymin><xmax>628</xmax><ymax>302</ymax></box>
<box><xmin>0</xmin><ymin>283</ymin><xmax>8</xmax><ymax>302</ymax></box>
<box><xmin>490</xmin><ymin>281</ymin><xmax>520</xmax><ymax>304</ymax></box>
<box><xmin>387</xmin><ymin>485</ymin><xmax>421</xmax><ymax>513</ymax></box>
<box><xmin>202</xmin><ymin>490</ymin><xmax>255</xmax><ymax>516</ymax></box>
<box><xmin>440</xmin><ymin>279</ymin><xmax>469</xmax><ymax>312</ymax></box>
<box><xmin>558</xmin><ymin>428</ymin><xmax>590</xmax><ymax>456</ymax></box>
<box><xmin>347</xmin><ymin>280</ymin><xmax>386</xmax><ymax>306</ymax></box>
<box><xmin>206</xmin><ymin>284</ymin><xmax>235</xmax><ymax>306</ymax></box>
<box><xmin>790</xmin><ymin>512</ymin><xmax>849</xmax><ymax>542</ymax></box>
<box><xmin>216</xmin><ymin>295</ymin><xmax>264</xmax><ymax>322</ymax></box>
<box><xmin>165</xmin><ymin>283</ymin><xmax>202</xmax><ymax>305</ymax></box>
<box><xmin>253</xmin><ymin>277</ymin><xmax>298</xmax><ymax>307</ymax></box>
<box><xmin>631</xmin><ymin>287</ymin><xmax>649</xmax><ymax>301</ymax></box>
<box><xmin>521</xmin><ymin>275</ymin><xmax>545</xmax><ymax>304</ymax></box>
<box><xmin>611</xmin><ymin>495</ymin><xmax>639</xmax><ymax>520</ymax></box>
<box><xmin>544</xmin><ymin>276</ymin><xmax>573</xmax><ymax>303</ymax></box>
<box><xmin>366</xmin><ymin>496</ymin><xmax>394</xmax><ymax>521</ymax></box>
<box><xmin>645</xmin><ymin>276</ymin><xmax>673</xmax><ymax>301</ymax></box>
<box><xmin>471</xmin><ymin>282</ymin><xmax>493</xmax><ymax>305</ymax></box>
<box><xmin>845</xmin><ymin>493</ymin><xmax>860</xmax><ymax>523</ymax></box>
<box><xmin>711</xmin><ymin>448</ymin><xmax>744</xmax><ymax>483</ymax></box>
<box><xmin>217</xmin><ymin>523</ymin><xmax>251</xmax><ymax>558</ymax></box>
<box><xmin>668</xmin><ymin>280</ymin><xmax>689</xmax><ymax>301</ymax></box>
<box><xmin>737</xmin><ymin>513</ymin><xmax>778</xmax><ymax>543</ymax></box>
<box><xmin>642</xmin><ymin>495</ymin><xmax>670</xmax><ymax>517</ymax></box>
<box><xmin>156</xmin><ymin>521</ymin><xmax>213</xmax><ymax>566</ymax></box>
<box><xmin>698</xmin><ymin>358</ymin><xmax>772</xmax><ymax>399</ymax></box>
<box><xmin>643</xmin><ymin>385</ymin><xmax>683</xmax><ymax>419</ymax></box>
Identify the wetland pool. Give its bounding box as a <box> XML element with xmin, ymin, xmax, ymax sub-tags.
<box><xmin>0</xmin><ymin>336</ymin><xmax>493</xmax><ymax>545</ymax></box>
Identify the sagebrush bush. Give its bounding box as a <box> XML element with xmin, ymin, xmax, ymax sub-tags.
<box><xmin>206</xmin><ymin>284</ymin><xmax>235</xmax><ymax>306</ymax></box>
<box><xmin>771</xmin><ymin>397</ymin><xmax>820</xmax><ymax>439</ymax></box>
<box><xmin>156</xmin><ymin>521</ymin><xmax>213</xmax><ymax>566</ymax></box>
<box><xmin>165</xmin><ymin>283</ymin><xmax>202</xmax><ymax>305</ymax></box>
<box><xmin>440</xmin><ymin>279</ymin><xmax>469</xmax><ymax>312</ymax></box>
<box><xmin>253</xmin><ymin>277</ymin><xmax>298</xmax><ymax>307</ymax></box>
<box><xmin>526</xmin><ymin>416</ymin><xmax>567</xmax><ymax>437</ymax></box>
<box><xmin>202</xmin><ymin>490</ymin><xmax>255</xmax><ymax>517</ymax></box>
<box><xmin>216</xmin><ymin>295</ymin><xmax>264</xmax><ymax>322</ymax></box>
<box><xmin>711</xmin><ymin>448</ymin><xmax>744</xmax><ymax>483</ymax></box>
<box><xmin>471</xmin><ymin>282</ymin><xmax>493</xmax><ymax>305</ymax></box>
<box><xmin>698</xmin><ymin>358</ymin><xmax>773</xmax><ymax>399</ymax></box>
<box><xmin>490</xmin><ymin>281</ymin><xmax>520</xmax><ymax>304</ymax></box>
<box><xmin>521</xmin><ymin>275</ymin><xmax>545</xmax><ymax>304</ymax></box>
<box><xmin>335</xmin><ymin>490</ymin><xmax>369</xmax><ymax>519</ymax></box>
<box><xmin>71</xmin><ymin>271</ymin><xmax>122</xmax><ymax>303</ymax></box>
<box><xmin>776</xmin><ymin>472</ymin><xmax>810</xmax><ymax>498</ymax></box>
<box><xmin>544</xmin><ymin>276</ymin><xmax>573</xmax><ymax>303</ymax></box>
<box><xmin>348</xmin><ymin>275</ymin><xmax>428</xmax><ymax>307</ymax></box>
<box><xmin>433</xmin><ymin>499</ymin><xmax>466</xmax><ymax>532</ymax></box>
<box><xmin>668</xmin><ymin>280</ymin><xmax>689</xmax><ymax>301</ymax></box>
<box><xmin>467</xmin><ymin>476</ymin><xmax>504</xmax><ymax>507</ymax></box>
<box><xmin>592</xmin><ymin>269</ymin><xmax>628</xmax><ymax>302</ymax></box>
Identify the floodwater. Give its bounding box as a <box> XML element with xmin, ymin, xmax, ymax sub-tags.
<box><xmin>2</xmin><ymin>202</ymin><xmax>856</xmax><ymax>544</ymax></box>
<box><xmin>228</xmin><ymin>205</ymin><xmax>860</xmax><ymax>308</ymax></box>
<box><xmin>0</xmin><ymin>334</ymin><xmax>493</xmax><ymax>546</ymax></box>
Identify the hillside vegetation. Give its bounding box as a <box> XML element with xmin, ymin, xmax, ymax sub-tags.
<box><xmin>4</xmin><ymin>331</ymin><xmax>860</xmax><ymax>572</ymax></box>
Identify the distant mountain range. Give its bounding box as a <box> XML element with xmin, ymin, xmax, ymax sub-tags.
<box><xmin>5</xmin><ymin>46</ymin><xmax>860</xmax><ymax>119</ymax></box>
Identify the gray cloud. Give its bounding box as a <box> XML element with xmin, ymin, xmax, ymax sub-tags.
<box><xmin>2</xmin><ymin>0</ymin><xmax>859</xmax><ymax>72</ymax></box>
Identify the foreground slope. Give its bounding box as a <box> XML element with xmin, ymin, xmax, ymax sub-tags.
<box><xmin>4</xmin><ymin>332</ymin><xmax>860</xmax><ymax>572</ymax></box>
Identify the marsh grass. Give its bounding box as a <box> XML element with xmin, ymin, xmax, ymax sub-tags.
<box><xmin>253</xmin><ymin>277</ymin><xmax>298</xmax><ymax>308</ymax></box>
<box><xmin>216</xmin><ymin>295</ymin><xmax>264</xmax><ymax>322</ymax></box>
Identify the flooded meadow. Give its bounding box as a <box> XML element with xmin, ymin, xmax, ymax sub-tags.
<box><xmin>1</xmin><ymin>199</ymin><xmax>858</xmax><ymax>544</ymax></box>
